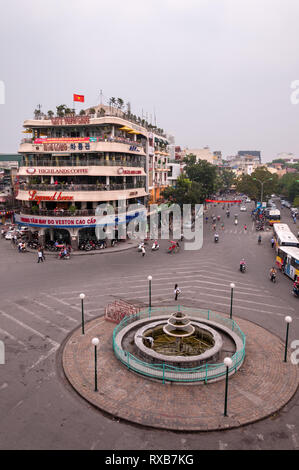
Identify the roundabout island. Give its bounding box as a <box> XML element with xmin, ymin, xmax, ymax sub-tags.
<box><xmin>62</xmin><ymin>305</ymin><xmax>299</xmax><ymax>431</ymax></box>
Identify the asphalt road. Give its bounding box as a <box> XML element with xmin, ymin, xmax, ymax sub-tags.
<box><xmin>0</xmin><ymin>200</ymin><xmax>298</xmax><ymax>450</ymax></box>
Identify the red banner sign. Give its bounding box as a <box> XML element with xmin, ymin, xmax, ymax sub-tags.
<box><xmin>206</xmin><ymin>199</ymin><xmax>242</xmax><ymax>203</ymax></box>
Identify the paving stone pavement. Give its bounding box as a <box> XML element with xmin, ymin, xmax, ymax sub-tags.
<box><xmin>62</xmin><ymin>309</ymin><xmax>299</xmax><ymax>431</ymax></box>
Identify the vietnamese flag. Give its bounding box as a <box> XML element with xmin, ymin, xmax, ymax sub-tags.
<box><xmin>73</xmin><ymin>94</ymin><xmax>84</xmax><ymax>102</ymax></box>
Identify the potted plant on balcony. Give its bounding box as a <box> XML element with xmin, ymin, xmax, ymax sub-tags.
<box><xmin>69</xmin><ymin>205</ymin><xmax>77</xmax><ymax>215</ymax></box>
<box><xmin>31</xmin><ymin>204</ymin><xmax>39</xmax><ymax>214</ymax></box>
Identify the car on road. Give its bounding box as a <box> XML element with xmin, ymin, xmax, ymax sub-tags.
<box><xmin>245</xmin><ymin>197</ymin><xmax>251</xmax><ymax>203</ymax></box>
<box><xmin>240</xmin><ymin>206</ymin><xmax>247</xmax><ymax>211</ymax></box>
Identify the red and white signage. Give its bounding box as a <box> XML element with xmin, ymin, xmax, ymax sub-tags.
<box><xmin>28</xmin><ymin>190</ymin><xmax>74</xmax><ymax>204</ymax></box>
<box><xmin>117</xmin><ymin>167</ymin><xmax>142</xmax><ymax>175</ymax></box>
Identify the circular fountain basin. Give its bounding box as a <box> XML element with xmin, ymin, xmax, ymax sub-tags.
<box><xmin>134</xmin><ymin>320</ymin><xmax>223</xmax><ymax>368</ymax></box>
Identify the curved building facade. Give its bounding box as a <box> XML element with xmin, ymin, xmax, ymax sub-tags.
<box><xmin>15</xmin><ymin>107</ymin><xmax>151</xmax><ymax>248</ymax></box>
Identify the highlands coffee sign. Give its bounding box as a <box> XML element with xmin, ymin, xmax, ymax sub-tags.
<box><xmin>26</xmin><ymin>168</ymin><xmax>88</xmax><ymax>175</ymax></box>
<box><xmin>28</xmin><ymin>190</ymin><xmax>74</xmax><ymax>204</ymax></box>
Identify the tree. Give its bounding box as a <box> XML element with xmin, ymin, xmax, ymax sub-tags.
<box><xmin>79</xmin><ymin>109</ymin><xmax>86</xmax><ymax>116</ymax></box>
<box><xmin>183</xmin><ymin>154</ymin><xmax>218</xmax><ymax>201</ymax></box>
<box><xmin>288</xmin><ymin>179</ymin><xmax>299</xmax><ymax>203</ymax></box>
<box><xmin>161</xmin><ymin>176</ymin><xmax>205</xmax><ymax>207</ymax></box>
<box><xmin>117</xmin><ymin>98</ymin><xmax>124</xmax><ymax>115</ymax></box>
<box><xmin>47</xmin><ymin>110</ymin><xmax>54</xmax><ymax>118</ymax></box>
<box><xmin>89</xmin><ymin>108</ymin><xmax>96</xmax><ymax>115</ymax></box>
<box><xmin>277</xmin><ymin>172</ymin><xmax>299</xmax><ymax>199</ymax></box>
<box><xmin>236</xmin><ymin>167</ymin><xmax>278</xmax><ymax>201</ymax></box>
<box><xmin>216</xmin><ymin>168</ymin><xmax>236</xmax><ymax>192</ymax></box>
<box><xmin>56</xmin><ymin>104</ymin><xmax>67</xmax><ymax>117</ymax></box>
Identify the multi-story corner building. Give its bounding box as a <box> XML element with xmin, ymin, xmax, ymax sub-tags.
<box><xmin>15</xmin><ymin>105</ymin><xmax>150</xmax><ymax>248</ymax></box>
<box><xmin>148</xmin><ymin>132</ymin><xmax>170</xmax><ymax>203</ymax></box>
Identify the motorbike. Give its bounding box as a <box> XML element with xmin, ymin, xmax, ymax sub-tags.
<box><xmin>138</xmin><ymin>243</ymin><xmax>145</xmax><ymax>252</ymax></box>
<box><xmin>151</xmin><ymin>242</ymin><xmax>160</xmax><ymax>251</ymax></box>
<box><xmin>214</xmin><ymin>235</ymin><xmax>219</xmax><ymax>243</ymax></box>
<box><xmin>111</xmin><ymin>239</ymin><xmax>118</xmax><ymax>247</ymax></box>
<box><xmin>240</xmin><ymin>263</ymin><xmax>246</xmax><ymax>273</ymax></box>
<box><xmin>270</xmin><ymin>272</ymin><xmax>277</xmax><ymax>283</ymax></box>
<box><xmin>234</xmin><ymin>219</ymin><xmax>238</xmax><ymax>225</ymax></box>
<box><xmin>256</xmin><ymin>225</ymin><xmax>264</xmax><ymax>231</ymax></box>
<box><xmin>258</xmin><ymin>236</ymin><xmax>262</xmax><ymax>244</ymax></box>
<box><xmin>59</xmin><ymin>251</ymin><xmax>70</xmax><ymax>260</ymax></box>
<box><xmin>293</xmin><ymin>287</ymin><xmax>299</xmax><ymax>297</ymax></box>
<box><xmin>96</xmin><ymin>240</ymin><xmax>107</xmax><ymax>249</ymax></box>
<box><xmin>226</xmin><ymin>211</ymin><xmax>230</xmax><ymax>218</ymax></box>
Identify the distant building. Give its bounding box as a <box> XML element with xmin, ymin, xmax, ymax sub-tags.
<box><xmin>184</xmin><ymin>147</ymin><xmax>215</xmax><ymax>164</ymax></box>
<box><xmin>275</xmin><ymin>152</ymin><xmax>299</xmax><ymax>163</ymax></box>
<box><xmin>227</xmin><ymin>151</ymin><xmax>261</xmax><ymax>176</ymax></box>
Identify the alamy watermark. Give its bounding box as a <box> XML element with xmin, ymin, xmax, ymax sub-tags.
<box><xmin>290</xmin><ymin>80</ymin><xmax>299</xmax><ymax>104</ymax></box>
<box><xmin>0</xmin><ymin>340</ymin><xmax>4</xmax><ymax>364</ymax></box>
<box><xmin>95</xmin><ymin>200</ymin><xmax>203</xmax><ymax>251</ymax></box>
<box><xmin>0</xmin><ymin>80</ymin><xmax>5</xmax><ymax>104</ymax></box>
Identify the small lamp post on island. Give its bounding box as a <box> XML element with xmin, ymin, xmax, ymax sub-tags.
<box><xmin>147</xmin><ymin>275</ymin><xmax>152</xmax><ymax>316</ymax></box>
<box><xmin>284</xmin><ymin>316</ymin><xmax>292</xmax><ymax>363</ymax></box>
<box><xmin>223</xmin><ymin>356</ymin><xmax>233</xmax><ymax>417</ymax></box>
<box><xmin>79</xmin><ymin>293</ymin><xmax>86</xmax><ymax>335</ymax></box>
<box><xmin>229</xmin><ymin>283</ymin><xmax>235</xmax><ymax>320</ymax></box>
<box><xmin>92</xmin><ymin>337</ymin><xmax>100</xmax><ymax>392</ymax></box>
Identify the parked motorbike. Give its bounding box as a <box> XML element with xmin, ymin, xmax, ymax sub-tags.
<box><xmin>214</xmin><ymin>234</ymin><xmax>219</xmax><ymax>243</ymax></box>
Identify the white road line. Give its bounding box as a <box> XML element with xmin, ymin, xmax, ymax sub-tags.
<box><xmin>187</xmin><ymin>290</ymin><xmax>291</xmax><ymax>310</ymax></box>
<box><xmin>0</xmin><ymin>327</ymin><xmax>27</xmax><ymax>348</ymax></box>
<box><xmin>25</xmin><ymin>345</ymin><xmax>58</xmax><ymax>373</ymax></box>
<box><xmin>13</xmin><ymin>303</ymin><xmax>69</xmax><ymax>334</ymax></box>
<box><xmin>42</xmin><ymin>293</ymin><xmax>94</xmax><ymax>318</ymax></box>
<box><xmin>27</xmin><ymin>298</ymin><xmax>78</xmax><ymax>324</ymax></box>
<box><xmin>0</xmin><ymin>309</ymin><xmax>59</xmax><ymax>347</ymax></box>
<box><xmin>187</xmin><ymin>297</ymin><xmax>288</xmax><ymax>317</ymax></box>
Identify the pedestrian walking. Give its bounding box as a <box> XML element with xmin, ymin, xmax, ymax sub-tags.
<box><xmin>37</xmin><ymin>248</ymin><xmax>44</xmax><ymax>263</ymax></box>
<box><xmin>271</xmin><ymin>237</ymin><xmax>275</xmax><ymax>249</ymax></box>
<box><xmin>174</xmin><ymin>284</ymin><xmax>181</xmax><ymax>301</ymax></box>
<box><xmin>141</xmin><ymin>245</ymin><xmax>146</xmax><ymax>257</ymax></box>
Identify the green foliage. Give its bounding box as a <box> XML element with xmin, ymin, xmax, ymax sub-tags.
<box><xmin>183</xmin><ymin>155</ymin><xmax>218</xmax><ymax>200</ymax></box>
<box><xmin>293</xmin><ymin>196</ymin><xmax>299</xmax><ymax>208</ymax></box>
<box><xmin>236</xmin><ymin>167</ymin><xmax>278</xmax><ymax>201</ymax></box>
<box><xmin>161</xmin><ymin>176</ymin><xmax>205</xmax><ymax>207</ymax></box>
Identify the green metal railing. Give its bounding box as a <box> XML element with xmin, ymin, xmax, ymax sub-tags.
<box><xmin>112</xmin><ymin>305</ymin><xmax>246</xmax><ymax>383</ymax></box>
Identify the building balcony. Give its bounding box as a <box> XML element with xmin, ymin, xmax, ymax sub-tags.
<box><xmin>19</xmin><ymin>140</ymin><xmax>146</xmax><ymax>156</ymax></box>
<box><xmin>16</xmin><ymin>186</ymin><xmax>148</xmax><ymax>203</ymax></box>
<box><xmin>20</xmin><ymin>159</ymin><xmax>143</xmax><ymax>168</ymax></box>
<box><xmin>19</xmin><ymin>182</ymin><xmax>145</xmax><ymax>192</ymax></box>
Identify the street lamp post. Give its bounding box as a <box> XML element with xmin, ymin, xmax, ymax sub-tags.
<box><xmin>147</xmin><ymin>275</ymin><xmax>152</xmax><ymax>316</ymax></box>
<box><xmin>253</xmin><ymin>177</ymin><xmax>272</xmax><ymax>205</ymax></box>
<box><xmin>79</xmin><ymin>293</ymin><xmax>85</xmax><ymax>335</ymax></box>
<box><xmin>91</xmin><ymin>337</ymin><xmax>99</xmax><ymax>391</ymax></box>
<box><xmin>284</xmin><ymin>316</ymin><xmax>292</xmax><ymax>362</ymax></box>
<box><xmin>229</xmin><ymin>283</ymin><xmax>235</xmax><ymax>320</ymax></box>
<box><xmin>223</xmin><ymin>357</ymin><xmax>233</xmax><ymax>417</ymax></box>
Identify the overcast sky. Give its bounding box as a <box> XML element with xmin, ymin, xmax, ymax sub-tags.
<box><xmin>0</xmin><ymin>0</ymin><xmax>299</xmax><ymax>161</ymax></box>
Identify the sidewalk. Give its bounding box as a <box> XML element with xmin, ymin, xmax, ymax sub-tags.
<box><xmin>25</xmin><ymin>239</ymin><xmax>139</xmax><ymax>256</ymax></box>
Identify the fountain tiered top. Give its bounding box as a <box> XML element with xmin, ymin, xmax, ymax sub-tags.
<box><xmin>163</xmin><ymin>311</ymin><xmax>195</xmax><ymax>338</ymax></box>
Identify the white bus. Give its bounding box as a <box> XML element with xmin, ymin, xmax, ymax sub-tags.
<box><xmin>276</xmin><ymin>246</ymin><xmax>299</xmax><ymax>280</ymax></box>
<box><xmin>265</xmin><ymin>208</ymin><xmax>281</xmax><ymax>225</ymax></box>
<box><xmin>273</xmin><ymin>223</ymin><xmax>299</xmax><ymax>251</ymax></box>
